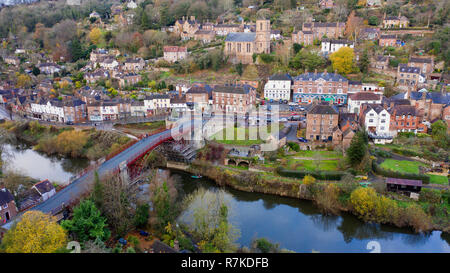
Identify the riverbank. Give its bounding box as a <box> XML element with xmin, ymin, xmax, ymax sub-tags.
<box><xmin>184</xmin><ymin>161</ymin><xmax>450</xmax><ymax>234</ymax></box>
<box><xmin>0</xmin><ymin>120</ymin><xmax>131</xmax><ymax>161</ymax></box>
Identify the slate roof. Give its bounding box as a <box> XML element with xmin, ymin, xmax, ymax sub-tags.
<box><xmin>213</xmin><ymin>84</ymin><xmax>254</xmax><ymax>94</ymax></box>
<box><xmin>410</xmin><ymin>90</ymin><xmax>450</xmax><ymax>104</ymax></box>
<box><xmin>33</xmin><ymin>179</ymin><xmax>54</xmax><ymax>195</ymax></box>
<box><xmin>398</xmin><ymin>64</ymin><xmax>421</xmax><ymax>74</ymax></box>
<box><xmin>409</xmin><ymin>57</ymin><xmax>432</xmax><ymax>64</ymax></box>
<box><xmin>380</xmin><ymin>34</ymin><xmax>397</xmax><ymax>39</ymax></box>
<box><xmin>363</xmin><ymin>103</ymin><xmax>385</xmax><ymax>115</ymax></box>
<box><xmin>268</xmin><ymin>73</ymin><xmax>292</xmax><ymax>81</ymax></box>
<box><xmin>0</xmin><ymin>188</ymin><xmax>14</xmax><ymax>206</ymax></box>
<box><xmin>349</xmin><ymin>92</ymin><xmax>381</xmax><ymax>101</ymax></box>
<box><xmin>225</xmin><ymin>32</ymin><xmax>256</xmax><ymax>42</ymax></box>
<box><xmin>308</xmin><ymin>104</ymin><xmax>338</xmax><ymax>115</ymax></box>
<box><xmin>391</xmin><ymin>105</ymin><xmax>417</xmax><ymax>116</ymax></box>
<box><xmin>293</xmin><ymin>72</ymin><xmax>348</xmax><ymax>82</ymax></box>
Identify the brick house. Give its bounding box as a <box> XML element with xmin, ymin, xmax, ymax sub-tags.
<box><xmin>359</xmin><ymin>28</ymin><xmax>380</xmax><ymax>40</ymax></box>
<box><xmin>163</xmin><ymin>46</ymin><xmax>188</xmax><ymax>63</ymax></box>
<box><xmin>212</xmin><ymin>84</ymin><xmax>256</xmax><ymax>113</ymax></box>
<box><xmin>319</xmin><ymin>0</ymin><xmax>334</xmax><ymax>9</ymax></box>
<box><xmin>117</xmin><ymin>73</ymin><xmax>141</xmax><ymax>88</ymax></box>
<box><xmin>292</xmin><ymin>71</ymin><xmax>349</xmax><ymax>105</ymax></box>
<box><xmin>292</xmin><ymin>22</ymin><xmax>345</xmax><ymax>45</ymax></box>
<box><xmin>389</xmin><ymin>105</ymin><xmax>424</xmax><ymax>134</ymax></box>
<box><xmin>84</xmin><ymin>69</ymin><xmax>109</xmax><ymax>84</ymax></box>
<box><xmin>379</xmin><ymin>34</ymin><xmax>398</xmax><ymax>47</ymax></box>
<box><xmin>3</xmin><ymin>56</ymin><xmax>20</xmax><ymax>66</ymax></box>
<box><xmin>174</xmin><ymin>16</ymin><xmax>201</xmax><ymax>38</ymax></box>
<box><xmin>292</xmin><ymin>30</ymin><xmax>314</xmax><ymax>46</ymax></box>
<box><xmin>63</xmin><ymin>99</ymin><xmax>86</xmax><ymax>123</ymax></box>
<box><xmin>408</xmin><ymin>89</ymin><xmax>450</xmax><ymax>122</ymax></box>
<box><xmin>0</xmin><ymin>188</ymin><xmax>18</xmax><ymax>224</ymax></box>
<box><xmin>372</xmin><ymin>55</ymin><xmax>389</xmax><ymax>70</ymax></box>
<box><xmin>186</xmin><ymin>84</ymin><xmax>211</xmax><ymax>110</ymax></box>
<box><xmin>306</xmin><ymin>103</ymin><xmax>339</xmax><ymax>142</ymax></box>
<box><xmin>214</xmin><ymin>24</ymin><xmax>243</xmax><ymax>36</ymax></box>
<box><xmin>443</xmin><ymin>104</ymin><xmax>450</xmax><ymax>134</ymax></box>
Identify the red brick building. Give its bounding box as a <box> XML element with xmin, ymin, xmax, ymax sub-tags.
<box><xmin>212</xmin><ymin>84</ymin><xmax>256</xmax><ymax>113</ymax></box>
<box><xmin>389</xmin><ymin>105</ymin><xmax>425</xmax><ymax>134</ymax></box>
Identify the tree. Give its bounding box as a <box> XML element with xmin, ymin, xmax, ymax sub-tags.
<box><xmin>359</xmin><ymin>49</ymin><xmax>369</xmax><ymax>74</ymax></box>
<box><xmin>32</xmin><ymin>66</ymin><xmax>40</xmax><ymax>76</ymax></box>
<box><xmin>134</xmin><ymin>204</ymin><xmax>150</xmax><ymax>228</ymax></box>
<box><xmin>289</xmin><ymin>49</ymin><xmax>325</xmax><ymax>71</ymax></box>
<box><xmin>329</xmin><ymin>47</ymin><xmax>355</xmax><ymax>75</ymax></box>
<box><xmin>181</xmin><ymin>188</ymin><xmax>239</xmax><ymax>253</ymax></box>
<box><xmin>69</xmin><ymin>39</ymin><xmax>85</xmax><ymax>62</ymax></box>
<box><xmin>303</xmin><ymin>175</ymin><xmax>316</xmax><ymax>185</ymax></box>
<box><xmin>346</xmin><ymin>130</ymin><xmax>368</xmax><ymax>167</ymax></box>
<box><xmin>1</xmin><ymin>211</ymin><xmax>67</xmax><ymax>253</ymax></box>
<box><xmin>236</xmin><ymin>62</ymin><xmax>243</xmax><ymax>76</ymax></box>
<box><xmin>89</xmin><ymin>28</ymin><xmax>102</xmax><ymax>45</ymax></box>
<box><xmin>369</xmin><ymin>16</ymin><xmax>379</xmax><ymax>26</ymax></box>
<box><xmin>350</xmin><ymin>187</ymin><xmax>378</xmax><ymax>221</ymax></box>
<box><xmin>61</xmin><ymin>200</ymin><xmax>110</xmax><ymax>243</ymax></box>
<box><xmin>16</xmin><ymin>74</ymin><xmax>31</xmax><ymax>88</ymax></box>
<box><xmin>430</xmin><ymin>120</ymin><xmax>449</xmax><ymax>148</ymax></box>
<box><xmin>293</xmin><ymin>43</ymin><xmax>302</xmax><ymax>54</ymax></box>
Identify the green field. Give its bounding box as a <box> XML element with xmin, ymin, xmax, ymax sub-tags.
<box><xmin>428</xmin><ymin>174</ymin><xmax>449</xmax><ymax>185</ymax></box>
<box><xmin>379</xmin><ymin>159</ymin><xmax>425</xmax><ymax>174</ymax></box>
<box><xmin>293</xmin><ymin>150</ymin><xmax>343</xmax><ymax>159</ymax></box>
<box><xmin>211</xmin><ymin>125</ymin><xmax>282</xmax><ymax>146</ymax></box>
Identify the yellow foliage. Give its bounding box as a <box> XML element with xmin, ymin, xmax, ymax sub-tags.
<box><xmin>303</xmin><ymin>175</ymin><xmax>316</xmax><ymax>185</ymax></box>
<box><xmin>89</xmin><ymin>28</ymin><xmax>102</xmax><ymax>45</ymax></box>
<box><xmin>350</xmin><ymin>187</ymin><xmax>377</xmax><ymax>220</ymax></box>
<box><xmin>55</xmin><ymin>130</ymin><xmax>89</xmax><ymax>157</ymax></box>
<box><xmin>16</xmin><ymin>74</ymin><xmax>31</xmax><ymax>88</ymax></box>
<box><xmin>329</xmin><ymin>47</ymin><xmax>354</xmax><ymax>75</ymax></box>
<box><xmin>1</xmin><ymin>211</ymin><xmax>67</xmax><ymax>253</ymax></box>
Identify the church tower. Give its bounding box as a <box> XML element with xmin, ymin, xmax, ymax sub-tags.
<box><xmin>255</xmin><ymin>19</ymin><xmax>271</xmax><ymax>54</ymax></box>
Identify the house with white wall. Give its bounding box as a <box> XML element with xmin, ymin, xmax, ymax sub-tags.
<box><xmin>264</xmin><ymin>73</ymin><xmax>292</xmax><ymax>101</ymax></box>
<box><xmin>347</xmin><ymin>92</ymin><xmax>382</xmax><ymax>114</ymax></box>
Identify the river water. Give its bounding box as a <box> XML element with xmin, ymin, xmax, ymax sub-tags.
<box><xmin>2</xmin><ymin>144</ymin><xmax>89</xmax><ymax>184</ymax></box>
<box><xmin>2</xmin><ymin>145</ymin><xmax>449</xmax><ymax>252</ymax></box>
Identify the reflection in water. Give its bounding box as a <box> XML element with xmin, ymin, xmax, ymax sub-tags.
<box><xmin>2</xmin><ymin>144</ymin><xmax>89</xmax><ymax>184</ymax></box>
<box><xmin>172</xmin><ymin>169</ymin><xmax>449</xmax><ymax>252</ymax></box>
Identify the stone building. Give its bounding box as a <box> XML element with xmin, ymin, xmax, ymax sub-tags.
<box><xmin>408</xmin><ymin>57</ymin><xmax>434</xmax><ymax>75</ymax></box>
<box><xmin>379</xmin><ymin>34</ymin><xmax>398</xmax><ymax>47</ymax></box>
<box><xmin>382</xmin><ymin>13</ymin><xmax>409</xmax><ymax>28</ymax></box>
<box><xmin>0</xmin><ymin>188</ymin><xmax>18</xmax><ymax>224</ymax></box>
<box><xmin>292</xmin><ymin>22</ymin><xmax>345</xmax><ymax>46</ymax></box>
<box><xmin>306</xmin><ymin>103</ymin><xmax>339</xmax><ymax>142</ymax></box>
<box><xmin>163</xmin><ymin>46</ymin><xmax>188</xmax><ymax>63</ymax></box>
<box><xmin>224</xmin><ymin>20</ymin><xmax>271</xmax><ymax>64</ymax></box>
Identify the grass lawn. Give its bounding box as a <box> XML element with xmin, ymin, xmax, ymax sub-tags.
<box><xmin>293</xmin><ymin>150</ymin><xmax>343</xmax><ymax>158</ymax></box>
<box><xmin>294</xmin><ymin>160</ymin><xmax>339</xmax><ymax>171</ymax></box>
<box><xmin>428</xmin><ymin>174</ymin><xmax>449</xmax><ymax>185</ymax></box>
<box><xmin>211</xmin><ymin>125</ymin><xmax>282</xmax><ymax>146</ymax></box>
<box><xmin>379</xmin><ymin>159</ymin><xmax>425</xmax><ymax>174</ymax></box>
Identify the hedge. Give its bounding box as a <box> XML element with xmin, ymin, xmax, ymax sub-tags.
<box><xmin>391</xmin><ymin>148</ymin><xmax>420</xmax><ymax>157</ymax></box>
<box><xmin>276</xmin><ymin>167</ymin><xmax>346</xmax><ymax>181</ymax></box>
<box><xmin>372</xmin><ymin>161</ymin><xmax>430</xmax><ymax>184</ymax></box>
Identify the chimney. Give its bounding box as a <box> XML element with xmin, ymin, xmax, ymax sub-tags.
<box><xmin>314</xmin><ymin>69</ymin><xmax>317</xmax><ymax>75</ymax></box>
<box><xmin>182</xmin><ymin>16</ymin><xmax>185</xmax><ymax>21</ymax></box>
<box><xmin>323</xmin><ymin>69</ymin><xmax>327</xmax><ymax>75</ymax></box>
<box><xmin>178</xmin><ymin>86</ymin><xmax>182</xmax><ymax>98</ymax></box>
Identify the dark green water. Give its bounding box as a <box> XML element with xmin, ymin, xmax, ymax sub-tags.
<box><xmin>174</xmin><ymin>170</ymin><xmax>450</xmax><ymax>253</ymax></box>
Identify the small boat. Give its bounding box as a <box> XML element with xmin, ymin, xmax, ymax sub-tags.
<box><xmin>191</xmin><ymin>175</ymin><xmax>202</xmax><ymax>179</ymax></box>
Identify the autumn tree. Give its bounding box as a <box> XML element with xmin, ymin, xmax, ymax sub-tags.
<box><xmin>89</xmin><ymin>27</ymin><xmax>102</xmax><ymax>45</ymax></box>
<box><xmin>329</xmin><ymin>47</ymin><xmax>355</xmax><ymax>75</ymax></box>
<box><xmin>345</xmin><ymin>10</ymin><xmax>364</xmax><ymax>39</ymax></box>
<box><xmin>350</xmin><ymin>187</ymin><xmax>378</xmax><ymax>221</ymax></box>
<box><xmin>55</xmin><ymin>130</ymin><xmax>89</xmax><ymax>157</ymax></box>
<box><xmin>16</xmin><ymin>74</ymin><xmax>32</xmax><ymax>88</ymax></box>
<box><xmin>1</xmin><ymin>211</ymin><xmax>67</xmax><ymax>253</ymax></box>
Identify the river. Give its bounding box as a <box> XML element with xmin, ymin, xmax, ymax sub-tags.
<box><xmin>2</xmin><ymin>144</ymin><xmax>89</xmax><ymax>184</ymax></box>
<box><xmin>2</xmin><ymin>146</ymin><xmax>449</xmax><ymax>252</ymax></box>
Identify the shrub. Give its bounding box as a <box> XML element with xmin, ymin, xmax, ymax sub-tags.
<box><xmin>419</xmin><ymin>189</ymin><xmax>442</xmax><ymax>204</ymax></box>
<box><xmin>287</xmin><ymin>142</ymin><xmax>300</xmax><ymax>152</ymax></box>
<box><xmin>277</xmin><ymin>167</ymin><xmax>346</xmax><ymax>181</ymax></box>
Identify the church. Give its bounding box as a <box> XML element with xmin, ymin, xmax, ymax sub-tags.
<box><xmin>224</xmin><ymin>20</ymin><xmax>271</xmax><ymax>64</ymax></box>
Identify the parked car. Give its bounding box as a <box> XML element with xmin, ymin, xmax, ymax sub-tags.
<box><xmin>66</xmin><ymin>121</ymin><xmax>74</xmax><ymax>125</ymax></box>
<box><xmin>298</xmin><ymin>137</ymin><xmax>308</xmax><ymax>143</ymax></box>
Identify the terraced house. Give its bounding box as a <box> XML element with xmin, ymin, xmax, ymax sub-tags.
<box><xmin>389</xmin><ymin>105</ymin><xmax>426</xmax><ymax>134</ymax></box>
<box><xmin>306</xmin><ymin>104</ymin><xmax>339</xmax><ymax>142</ymax></box>
<box><xmin>264</xmin><ymin>74</ymin><xmax>292</xmax><ymax>101</ymax></box>
<box><xmin>292</xmin><ymin>22</ymin><xmax>345</xmax><ymax>46</ymax></box>
<box><xmin>212</xmin><ymin>84</ymin><xmax>256</xmax><ymax>113</ymax></box>
<box><xmin>292</xmin><ymin>71</ymin><xmax>349</xmax><ymax>105</ymax></box>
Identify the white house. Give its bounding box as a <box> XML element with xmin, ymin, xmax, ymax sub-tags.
<box><xmin>99</xmin><ymin>57</ymin><xmax>119</xmax><ymax>70</ymax></box>
<box><xmin>38</xmin><ymin>63</ymin><xmax>61</xmax><ymax>74</ymax></box>
<box><xmin>100</xmin><ymin>101</ymin><xmax>119</xmax><ymax>120</ymax></box>
<box><xmin>31</xmin><ymin>100</ymin><xmax>65</xmax><ymax>122</ymax></box>
<box><xmin>321</xmin><ymin>39</ymin><xmax>354</xmax><ymax>54</ymax></box>
<box><xmin>131</xmin><ymin>100</ymin><xmax>146</xmax><ymax>117</ymax></box>
<box><xmin>127</xmin><ymin>0</ymin><xmax>137</xmax><ymax>9</ymax></box>
<box><xmin>347</xmin><ymin>92</ymin><xmax>382</xmax><ymax>114</ymax></box>
<box><xmin>32</xmin><ymin>180</ymin><xmax>56</xmax><ymax>202</ymax></box>
<box><xmin>362</xmin><ymin>104</ymin><xmax>392</xmax><ymax>143</ymax></box>
<box><xmin>170</xmin><ymin>97</ymin><xmax>188</xmax><ymax>112</ymax></box>
<box><xmin>264</xmin><ymin>73</ymin><xmax>292</xmax><ymax>101</ymax></box>
<box><xmin>270</xmin><ymin>30</ymin><xmax>282</xmax><ymax>40</ymax></box>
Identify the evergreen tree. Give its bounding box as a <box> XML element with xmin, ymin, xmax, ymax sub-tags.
<box><xmin>346</xmin><ymin>130</ymin><xmax>368</xmax><ymax>167</ymax></box>
<box><xmin>359</xmin><ymin>49</ymin><xmax>370</xmax><ymax>74</ymax></box>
